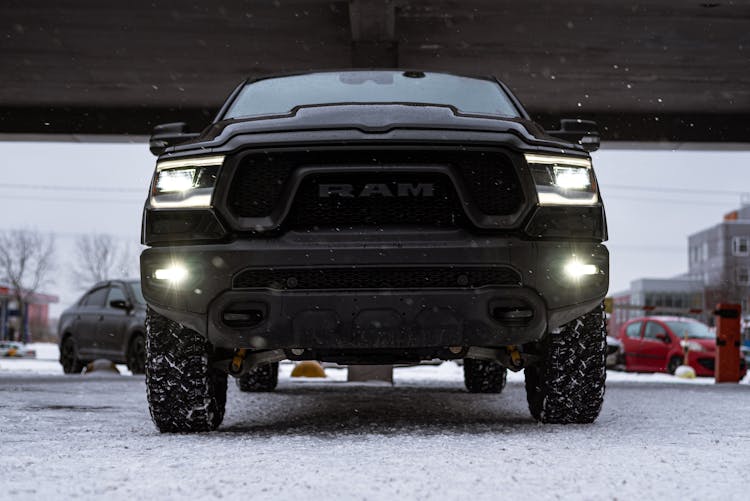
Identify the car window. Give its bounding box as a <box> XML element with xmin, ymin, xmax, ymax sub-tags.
<box><xmin>127</xmin><ymin>281</ymin><xmax>146</xmax><ymax>305</ymax></box>
<box><xmin>225</xmin><ymin>71</ymin><xmax>521</xmax><ymax>119</ymax></box>
<box><xmin>106</xmin><ymin>286</ymin><xmax>127</xmax><ymax>308</ymax></box>
<box><xmin>644</xmin><ymin>322</ymin><xmax>667</xmax><ymax>340</ymax></box>
<box><xmin>625</xmin><ymin>321</ymin><xmax>642</xmax><ymax>339</ymax></box>
<box><xmin>665</xmin><ymin>321</ymin><xmax>714</xmax><ymax>339</ymax></box>
<box><xmin>82</xmin><ymin>287</ymin><xmax>108</xmax><ymax>308</ymax></box>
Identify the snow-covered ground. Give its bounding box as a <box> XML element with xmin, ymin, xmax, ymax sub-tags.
<box><xmin>1</xmin><ymin>344</ymin><xmax>749</xmax><ymax>500</ymax></box>
<box><xmin>0</xmin><ymin>342</ymin><xmax>133</xmax><ymax>375</ymax></box>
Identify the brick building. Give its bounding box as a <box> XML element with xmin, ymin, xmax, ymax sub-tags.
<box><xmin>0</xmin><ymin>285</ymin><xmax>59</xmax><ymax>342</ymax></box>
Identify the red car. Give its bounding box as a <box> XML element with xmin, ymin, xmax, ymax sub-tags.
<box><xmin>618</xmin><ymin>316</ymin><xmax>747</xmax><ymax>378</ymax></box>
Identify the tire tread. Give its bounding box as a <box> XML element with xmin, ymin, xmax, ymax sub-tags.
<box><xmin>237</xmin><ymin>362</ymin><xmax>279</xmax><ymax>392</ymax></box>
<box><xmin>525</xmin><ymin>305</ymin><xmax>607</xmax><ymax>424</ymax></box>
<box><xmin>463</xmin><ymin>359</ymin><xmax>507</xmax><ymax>393</ymax></box>
<box><xmin>145</xmin><ymin>308</ymin><xmax>227</xmax><ymax>433</ymax></box>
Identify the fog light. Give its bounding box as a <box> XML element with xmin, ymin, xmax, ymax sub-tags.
<box><xmin>154</xmin><ymin>264</ymin><xmax>189</xmax><ymax>284</ymax></box>
<box><xmin>564</xmin><ymin>260</ymin><xmax>598</xmax><ymax>278</ymax></box>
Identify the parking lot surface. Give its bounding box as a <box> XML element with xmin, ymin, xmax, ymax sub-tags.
<box><xmin>1</xmin><ymin>357</ymin><xmax>749</xmax><ymax>500</ymax></box>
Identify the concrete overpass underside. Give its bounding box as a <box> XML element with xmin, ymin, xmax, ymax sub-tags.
<box><xmin>1</xmin><ymin>0</ymin><xmax>748</xmax><ymax>141</ymax></box>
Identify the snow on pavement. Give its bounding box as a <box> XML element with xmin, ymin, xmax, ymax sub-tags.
<box><xmin>0</xmin><ymin>342</ymin><xmax>133</xmax><ymax>375</ymax></box>
<box><xmin>1</xmin><ymin>346</ymin><xmax>749</xmax><ymax>500</ymax></box>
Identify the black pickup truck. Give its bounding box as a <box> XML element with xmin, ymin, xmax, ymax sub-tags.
<box><xmin>140</xmin><ymin>70</ymin><xmax>609</xmax><ymax>432</ymax></box>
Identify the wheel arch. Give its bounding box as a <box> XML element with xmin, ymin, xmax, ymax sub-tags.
<box><xmin>128</xmin><ymin>328</ymin><xmax>145</xmax><ymax>345</ymax></box>
<box><xmin>59</xmin><ymin>331</ymin><xmax>75</xmax><ymax>352</ymax></box>
<box><xmin>123</xmin><ymin>327</ymin><xmax>146</xmax><ymax>355</ymax></box>
<box><xmin>57</xmin><ymin>316</ymin><xmax>75</xmax><ymax>346</ymax></box>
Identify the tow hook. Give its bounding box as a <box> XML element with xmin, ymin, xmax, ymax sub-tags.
<box><xmin>507</xmin><ymin>345</ymin><xmax>523</xmax><ymax>369</ymax></box>
<box><xmin>229</xmin><ymin>348</ymin><xmax>247</xmax><ymax>376</ymax></box>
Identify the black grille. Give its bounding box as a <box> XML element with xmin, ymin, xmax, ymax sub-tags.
<box><xmin>233</xmin><ymin>266</ymin><xmax>521</xmax><ymax>290</ymax></box>
<box><xmin>287</xmin><ymin>172</ymin><xmax>465</xmax><ymax>228</ymax></box>
<box><xmin>456</xmin><ymin>153</ymin><xmax>523</xmax><ymax>215</ymax></box>
<box><xmin>227</xmin><ymin>155</ymin><xmax>295</xmax><ymax>217</ymax></box>
<box><xmin>226</xmin><ymin>150</ymin><xmax>524</xmax><ymax>226</ymax></box>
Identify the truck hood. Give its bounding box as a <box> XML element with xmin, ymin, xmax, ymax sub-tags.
<box><xmin>168</xmin><ymin>103</ymin><xmax>583</xmax><ymax>154</ymax></box>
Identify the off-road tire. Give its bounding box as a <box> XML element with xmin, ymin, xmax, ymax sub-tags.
<box><xmin>126</xmin><ymin>333</ymin><xmax>146</xmax><ymax>375</ymax></box>
<box><xmin>463</xmin><ymin>359</ymin><xmax>507</xmax><ymax>393</ymax></box>
<box><xmin>145</xmin><ymin>308</ymin><xmax>227</xmax><ymax>433</ymax></box>
<box><xmin>236</xmin><ymin>362</ymin><xmax>279</xmax><ymax>392</ymax></box>
<box><xmin>60</xmin><ymin>336</ymin><xmax>84</xmax><ymax>374</ymax></box>
<box><xmin>525</xmin><ymin>305</ymin><xmax>607</xmax><ymax>424</ymax></box>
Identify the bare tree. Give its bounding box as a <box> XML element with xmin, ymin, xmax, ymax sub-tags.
<box><xmin>70</xmin><ymin>233</ymin><xmax>139</xmax><ymax>288</ymax></box>
<box><xmin>0</xmin><ymin>229</ymin><xmax>55</xmax><ymax>343</ymax></box>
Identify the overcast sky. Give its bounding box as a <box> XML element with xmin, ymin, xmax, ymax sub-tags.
<box><xmin>1</xmin><ymin>141</ymin><xmax>748</xmax><ymax>318</ymax></box>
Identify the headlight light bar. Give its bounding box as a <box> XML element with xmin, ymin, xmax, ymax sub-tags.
<box><xmin>150</xmin><ymin>155</ymin><xmax>225</xmax><ymax>208</ymax></box>
<box><xmin>525</xmin><ymin>153</ymin><xmax>598</xmax><ymax>206</ymax></box>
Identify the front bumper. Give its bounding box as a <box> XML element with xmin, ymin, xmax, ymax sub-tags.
<box><xmin>691</xmin><ymin>352</ymin><xmax>747</xmax><ymax>378</ymax></box>
<box><xmin>141</xmin><ymin>230</ymin><xmax>608</xmax><ymax>351</ymax></box>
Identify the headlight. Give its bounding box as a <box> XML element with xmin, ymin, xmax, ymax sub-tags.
<box><xmin>680</xmin><ymin>340</ymin><xmax>704</xmax><ymax>352</ymax></box>
<box><xmin>150</xmin><ymin>155</ymin><xmax>224</xmax><ymax>208</ymax></box>
<box><xmin>525</xmin><ymin>153</ymin><xmax>598</xmax><ymax>206</ymax></box>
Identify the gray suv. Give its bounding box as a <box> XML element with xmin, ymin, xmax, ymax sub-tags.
<box><xmin>58</xmin><ymin>280</ymin><xmax>146</xmax><ymax>374</ymax></box>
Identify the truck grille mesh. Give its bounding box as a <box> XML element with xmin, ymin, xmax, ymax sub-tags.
<box><xmin>233</xmin><ymin>266</ymin><xmax>522</xmax><ymax>290</ymax></box>
<box><xmin>456</xmin><ymin>157</ymin><xmax>523</xmax><ymax>215</ymax></box>
<box><xmin>226</xmin><ymin>150</ymin><xmax>523</xmax><ymax>226</ymax></box>
<box><xmin>227</xmin><ymin>156</ymin><xmax>295</xmax><ymax>218</ymax></box>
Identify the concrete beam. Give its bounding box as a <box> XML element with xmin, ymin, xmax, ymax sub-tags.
<box><xmin>349</xmin><ymin>0</ymin><xmax>398</xmax><ymax>67</ymax></box>
<box><xmin>2</xmin><ymin>1</ymin><xmax>749</xmax><ymax>140</ymax></box>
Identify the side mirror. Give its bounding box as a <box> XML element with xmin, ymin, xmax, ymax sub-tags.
<box><xmin>109</xmin><ymin>299</ymin><xmax>132</xmax><ymax>311</ymax></box>
<box><xmin>546</xmin><ymin>119</ymin><xmax>600</xmax><ymax>152</ymax></box>
<box><xmin>655</xmin><ymin>333</ymin><xmax>670</xmax><ymax>343</ymax></box>
<box><xmin>149</xmin><ymin>122</ymin><xmax>200</xmax><ymax>156</ymax></box>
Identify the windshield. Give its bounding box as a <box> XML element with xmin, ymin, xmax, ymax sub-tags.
<box><xmin>665</xmin><ymin>321</ymin><xmax>714</xmax><ymax>339</ymax></box>
<box><xmin>224</xmin><ymin>71</ymin><xmax>521</xmax><ymax>119</ymax></box>
<box><xmin>127</xmin><ymin>281</ymin><xmax>146</xmax><ymax>305</ymax></box>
